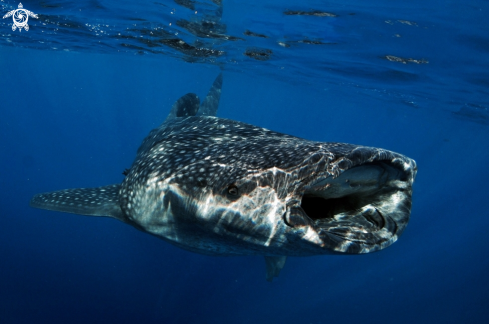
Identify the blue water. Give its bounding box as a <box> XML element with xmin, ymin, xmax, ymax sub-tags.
<box><xmin>1</xmin><ymin>0</ymin><xmax>488</xmax><ymax>323</ymax></box>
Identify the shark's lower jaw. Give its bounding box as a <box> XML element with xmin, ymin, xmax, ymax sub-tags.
<box><xmin>290</xmin><ymin>161</ymin><xmax>415</xmax><ymax>254</ymax></box>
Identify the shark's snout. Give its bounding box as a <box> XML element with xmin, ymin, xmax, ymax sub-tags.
<box><xmin>286</xmin><ymin>151</ymin><xmax>416</xmax><ymax>254</ymax></box>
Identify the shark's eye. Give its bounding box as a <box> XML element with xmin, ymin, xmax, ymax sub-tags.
<box><xmin>227</xmin><ymin>185</ymin><xmax>239</xmax><ymax>196</ymax></box>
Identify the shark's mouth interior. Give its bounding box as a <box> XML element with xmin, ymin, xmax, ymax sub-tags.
<box><xmin>298</xmin><ymin>161</ymin><xmax>412</xmax><ymax>253</ymax></box>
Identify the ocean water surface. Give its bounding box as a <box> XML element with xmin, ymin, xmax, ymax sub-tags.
<box><xmin>1</xmin><ymin>0</ymin><xmax>488</xmax><ymax>323</ymax></box>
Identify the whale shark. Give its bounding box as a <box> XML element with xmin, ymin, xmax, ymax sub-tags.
<box><xmin>30</xmin><ymin>74</ymin><xmax>417</xmax><ymax>281</ymax></box>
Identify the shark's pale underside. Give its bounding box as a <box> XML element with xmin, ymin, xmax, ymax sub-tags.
<box><xmin>30</xmin><ymin>74</ymin><xmax>417</xmax><ymax>281</ymax></box>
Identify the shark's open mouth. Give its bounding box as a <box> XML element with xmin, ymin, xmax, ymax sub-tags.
<box><xmin>297</xmin><ymin>161</ymin><xmax>414</xmax><ymax>253</ymax></box>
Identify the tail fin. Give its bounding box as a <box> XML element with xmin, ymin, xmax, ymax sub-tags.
<box><xmin>198</xmin><ymin>73</ymin><xmax>223</xmax><ymax>117</ymax></box>
<box><xmin>30</xmin><ymin>184</ymin><xmax>126</xmax><ymax>222</ymax></box>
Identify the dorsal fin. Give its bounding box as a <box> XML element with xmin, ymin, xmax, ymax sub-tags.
<box><xmin>164</xmin><ymin>73</ymin><xmax>222</xmax><ymax>122</ymax></box>
<box><xmin>164</xmin><ymin>93</ymin><xmax>200</xmax><ymax>122</ymax></box>
<box><xmin>197</xmin><ymin>73</ymin><xmax>223</xmax><ymax>117</ymax></box>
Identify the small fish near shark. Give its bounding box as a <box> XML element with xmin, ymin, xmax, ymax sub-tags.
<box><xmin>30</xmin><ymin>74</ymin><xmax>417</xmax><ymax>281</ymax></box>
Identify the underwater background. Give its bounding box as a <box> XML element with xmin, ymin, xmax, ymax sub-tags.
<box><xmin>1</xmin><ymin>0</ymin><xmax>488</xmax><ymax>323</ymax></box>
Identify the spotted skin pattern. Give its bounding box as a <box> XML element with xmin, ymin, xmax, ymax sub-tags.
<box><xmin>118</xmin><ymin>116</ymin><xmax>416</xmax><ymax>256</ymax></box>
<box><xmin>30</xmin><ymin>74</ymin><xmax>417</xmax><ymax>280</ymax></box>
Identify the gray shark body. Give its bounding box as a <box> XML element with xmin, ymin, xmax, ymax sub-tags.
<box><xmin>31</xmin><ymin>74</ymin><xmax>417</xmax><ymax>281</ymax></box>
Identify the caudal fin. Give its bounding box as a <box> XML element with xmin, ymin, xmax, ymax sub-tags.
<box><xmin>198</xmin><ymin>73</ymin><xmax>223</xmax><ymax>117</ymax></box>
<box><xmin>30</xmin><ymin>184</ymin><xmax>126</xmax><ymax>222</ymax></box>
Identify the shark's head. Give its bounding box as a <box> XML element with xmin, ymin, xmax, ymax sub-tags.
<box><xmin>121</xmin><ymin>116</ymin><xmax>417</xmax><ymax>258</ymax></box>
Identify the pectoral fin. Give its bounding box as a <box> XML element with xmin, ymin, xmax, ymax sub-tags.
<box><xmin>29</xmin><ymin>184</ymin><xmax>126</xmax><ymax>223</ymax></box>
<box><xmin>264</xmin><ymin>256</ymin><xmax>287</xmax><ymax>282</ymax></box>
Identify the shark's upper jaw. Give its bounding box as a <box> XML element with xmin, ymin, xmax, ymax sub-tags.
<box><xmin>284</xmin><ymin>153</ymin><xmax>417</xmax><ymax>254</ymax></box>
